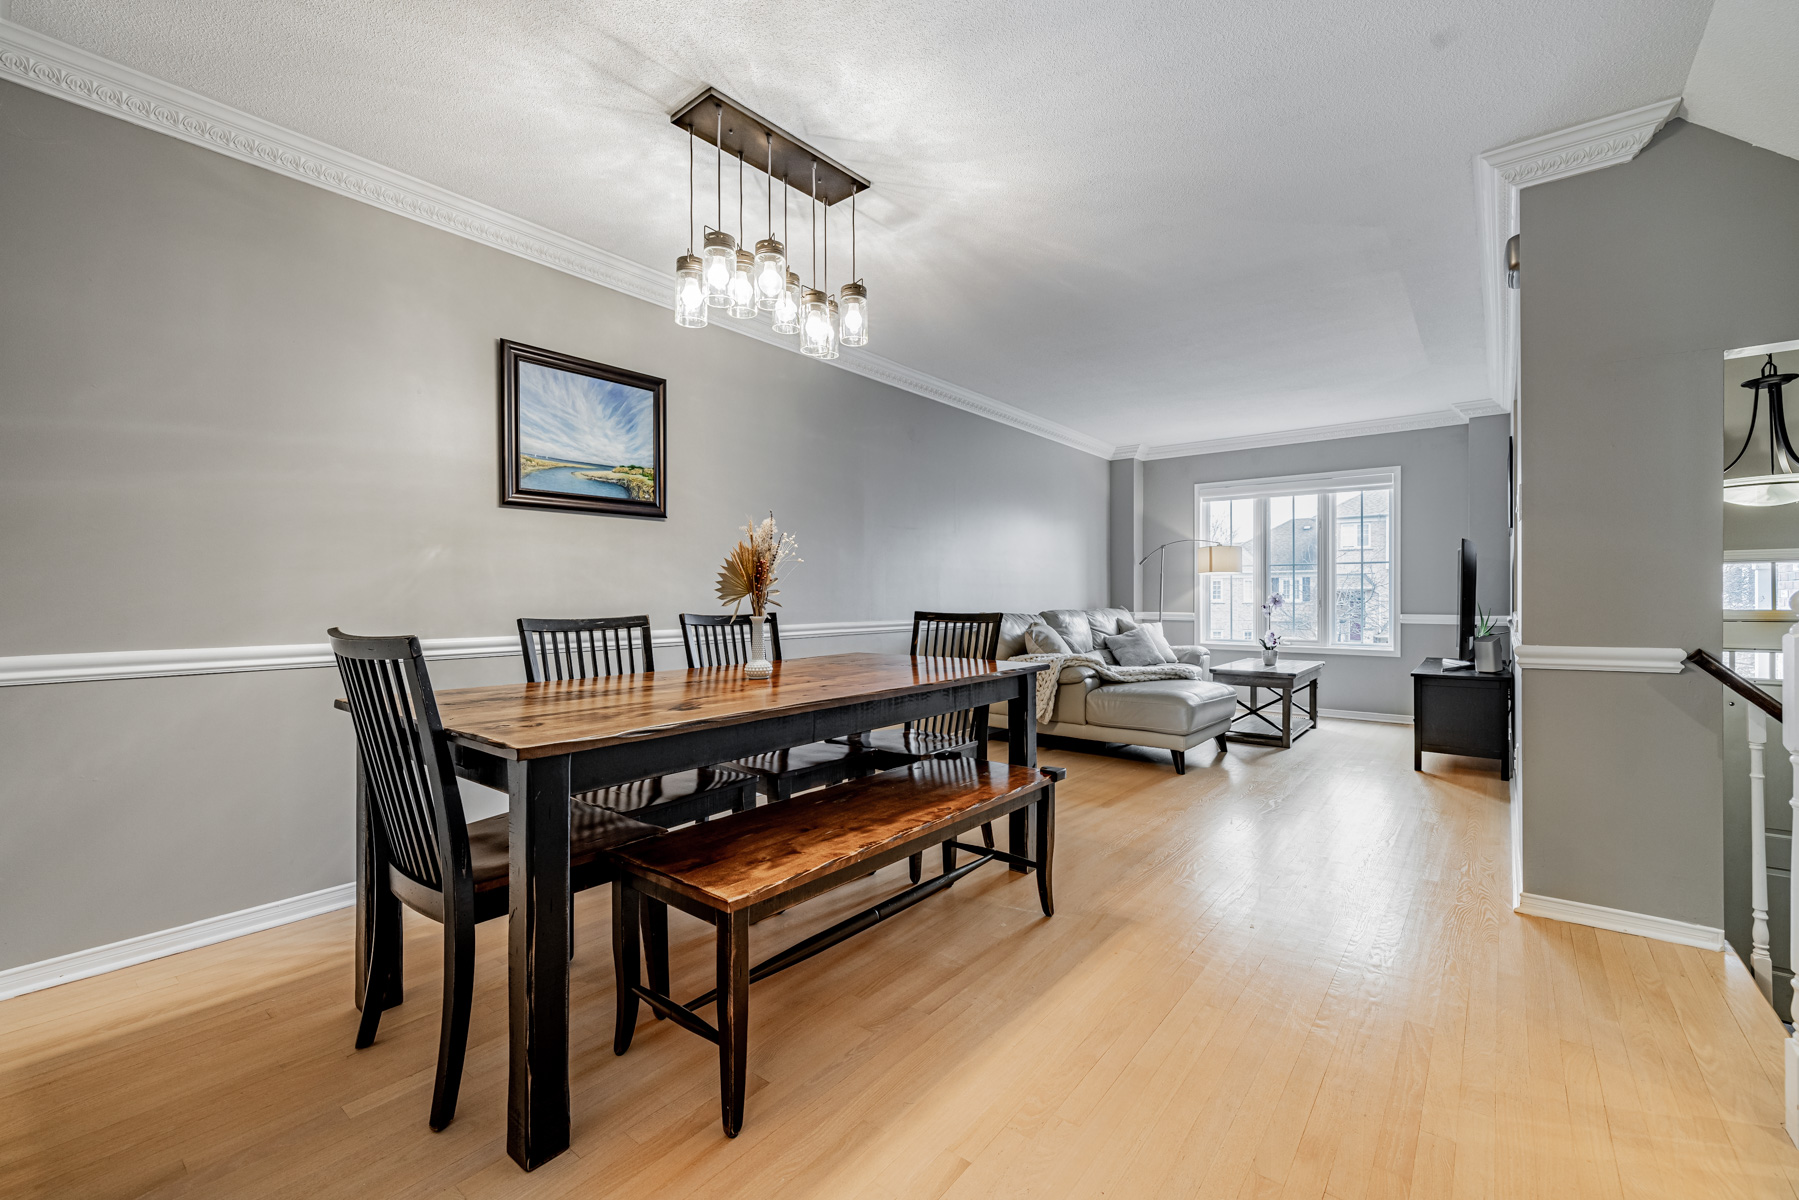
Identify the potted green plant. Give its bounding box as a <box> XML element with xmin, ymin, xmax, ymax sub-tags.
<box><xmin>1473</xmin><ymin>607</ymin><xmax>1502</xmax><ymax>672</ymax></box>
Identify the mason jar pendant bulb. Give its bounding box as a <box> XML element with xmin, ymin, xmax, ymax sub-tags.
<box><xmin>753</xmin><ymin>239</ymin><xmax>787</xmax><ymax>310</ymax></box>
<box><xmin>674</xmin><ymin>254</ymin><xmax>707</xmax><ymax>328</ymax></box>
<box><xmin>701</xmin><ymin>229</ymin><xmax>736</xmax><ymax>307</ymax></box>
<box><xmin>772</xmin><ymin>270</ymin><xmax>801</xmax><ymax>334</ymax></box>
<box><xmin>800</xmin><ymin>288</ymin><xmax>832</xmax><ymax>358</ymax></box>
<box><xmin>838</xmin><ymin>281</ymin><xmax>867</xmax><ymax>347</ymax></box>
<box><xmin>728</xmin><ymin>249</ymin><xmax>757</xmax><ymax>318</ymax></box>
<box><xmin>823</xmin><ymin>297</ymin><xmax>842</xmax><ymax>360</ymax></box>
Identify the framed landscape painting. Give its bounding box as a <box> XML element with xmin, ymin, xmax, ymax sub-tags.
<box><xmin>499</xmin><ymin>340</ymin><xmax>666</xmax><ymax>518</ymax></box>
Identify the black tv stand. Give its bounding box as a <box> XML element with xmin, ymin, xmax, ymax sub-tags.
<box><xmin>1412</xmin><ymin>657</ymin><xmax>1512</xmax><ymax>779</ymax></box>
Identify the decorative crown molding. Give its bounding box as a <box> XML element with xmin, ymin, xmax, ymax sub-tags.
<box><xmin>0</xmin><ymin>20</ymin><xmax>1110</xmax><ymax>460</ymax></box>
<box><xmin>1452</xmin><ymin>398</ymin><xmax>1508</xmax><ymax>420</ymax></box>
<box><xmin>1119</xmin><ymin>409</ymin><xmax>1467</xmax><ymax>461</ymax></box>
<box><xmin>1473</xmin><ymin>98</ymin><xmax>1681</xmax><ymax>413</ymax></box>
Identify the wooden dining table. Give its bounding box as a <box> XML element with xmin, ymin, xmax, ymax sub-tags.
<box><xmin>348</xmin><ymin>651</ymin><xmax>1048</xmax><ymax>1171</ymax></box>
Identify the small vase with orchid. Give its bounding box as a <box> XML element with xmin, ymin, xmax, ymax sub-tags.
<box><xmin>715</xmin><ymin>513</ymin><xmax>800</xmax><ymax>679</ymax></box>
<box><xmin>1259</xmin><ymin>594</ymin><xmax>1283</xmax><ymax>665</ymax></box>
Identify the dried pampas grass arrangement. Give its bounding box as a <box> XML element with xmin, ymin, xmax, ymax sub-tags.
<box><xmin>716</xmin><ymin>513</ymin><xmax>800</xmax><ymax>617</ymax></box>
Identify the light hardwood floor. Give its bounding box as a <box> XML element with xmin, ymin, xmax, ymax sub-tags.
<box><xmin>3</xmin><ymin>720</ymin><xmax>1795</xmax><ymax>1198</ymax></box>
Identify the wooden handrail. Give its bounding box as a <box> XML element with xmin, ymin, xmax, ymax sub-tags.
<box><xmin>1687</xmin><ymin>648</ymin><xmax>1782</xmax><ymax>721</ymax></box>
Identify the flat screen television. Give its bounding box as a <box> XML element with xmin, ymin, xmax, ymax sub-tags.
<box><xmin>1457</xmin><ymin>538</ymin><xmax>1477</xmax><ymax>661</ymax></box>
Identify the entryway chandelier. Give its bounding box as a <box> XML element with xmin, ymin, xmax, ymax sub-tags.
<box><xmin>670</xmin><ymin>88</ymin><xmax>870</xmax><ymax>357</ymax></box>
<box><xmin>1724</xmin><ymin>355</ymin><xmax>1799</xmax><ymax>506</ymax></box>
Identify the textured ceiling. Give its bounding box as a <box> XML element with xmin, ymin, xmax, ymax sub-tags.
<box><xmin>1685</xmin><ymin>0</ymin><xmax>1799</xmax><ymax>163</ymax></box>
<box><xmin>11</xmin><ymin>1</ymin><xmax>1717</xmax><ymax>451</ymax></box>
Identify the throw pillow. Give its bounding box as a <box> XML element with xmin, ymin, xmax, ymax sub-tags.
<box><xmin>1104</xmin><ymin>626</ymin><xmax>1167</xmax><ymax>668</ymax></box>
<box><xmin>1137</xmin><ymin>621</ymin><xmax>1177</xmax><ymax>663</ymax></box>
<box><xmin>1024</xmin><ymin>621</ymin><xmax>1072</xmax><ymax>656</ymax></box>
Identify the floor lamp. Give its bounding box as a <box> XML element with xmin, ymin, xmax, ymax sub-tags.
<box><xmin>1135</xmin><ymin>538</ymin><xmax>1245</xmax><ymax>625</ymax></box>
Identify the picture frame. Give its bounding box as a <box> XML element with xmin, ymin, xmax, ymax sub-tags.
<box><xmin>498</xmin><ymin>339</ymin><xmax>667</xmax><ymax>518</ymax></box>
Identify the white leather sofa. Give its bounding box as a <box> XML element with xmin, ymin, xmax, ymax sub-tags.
<box><xmin>987</xmin><ymin>607</ymin><xmax>1239</xmax><ymax>773</ymax></box>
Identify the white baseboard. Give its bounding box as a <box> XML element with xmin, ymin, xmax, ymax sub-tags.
<box><xmin>1318</xmin><ymin>707</ymin><xmax>1413</xmax><ymax>725</ymax></box>
<box><xmin>0</xmin><ymin>882</ymin><xmax>354</xmax><ymax>1002</ymax></box>
<box><xmin>1516</xmin><ymin>891</ymin><xmax>1724</xmax><ymax>951</ymax></box>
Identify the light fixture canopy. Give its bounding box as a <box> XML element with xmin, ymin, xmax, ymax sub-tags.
<box><xmin>674</xmin><ymin>254</ymin><xmax>707</xmax><ymax>328</ymax></box>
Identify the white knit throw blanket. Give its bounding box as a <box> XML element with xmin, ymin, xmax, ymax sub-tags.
<box><xmin>1008</xmin><ymin>653</ymin><xmax>1206</xmax><ymax>723</ymax></box>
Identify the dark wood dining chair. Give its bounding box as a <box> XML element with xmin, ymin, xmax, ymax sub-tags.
<box><xmin>330</xmin><ymin>628</ymin><xmax>662</xmax><ymax>1131</ymax></box>
<box><xmin>678</xmin><ymin>612</ymin><xmax>907</xmax><ymax>802</ymax></box>
<box><xmin>855</xmin><ymin>611</ymin><xmax>1005</xmax><ymax>759</ymax></box>
<box><xmin>828</xmin><ymin>611</ymin><xmax>1006</xmax><ymax>878</ymax></box>
<box><xmin>517</xmin><ymin>616</ymin><xmax>759</xmax><ymax>828</ymax></box>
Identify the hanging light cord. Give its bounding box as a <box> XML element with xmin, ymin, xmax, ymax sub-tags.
<box><xmin>823</xmin><ymin>181</ymin><xmax>828</xmax><ymax>291</ymax></box>
<box><xmin>811</xmin><ymin>162</ymin><xmax>818</xmax><ymax>288</ymax></box>
<box><xmin>767</xmin><ymin>133</ymin><xmax>774</xmax><ymax>240</ymax></box>
<box><xmin>714</xmin><ymin>103</ymin><xmax>723</xmax><ymax>232</ymax></box>
<box><xmin>851</xmin><ymin>190</ymin><xmax>856</xmax><ymax>283</ymax></box>
<box><xmin>737</xmin><ymin>149</ymin><xmax>744</xmax><ymax>246</ymax></box>
<box><xmin>687</xmin><ymin>132</ymin><xmax>694</xmax><ymax>255</ymax></box>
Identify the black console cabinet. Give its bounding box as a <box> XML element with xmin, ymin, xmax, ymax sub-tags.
<box><xmin>1412</xmin><ymin>658</ymin><xmax>1512</xmax><ymax>779</ymax></box>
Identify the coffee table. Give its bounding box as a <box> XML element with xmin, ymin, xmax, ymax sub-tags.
<box><xmin>1210</xmin><ymin>657</ymin><xmax>1324</xmax><ymax>748</ymax></box>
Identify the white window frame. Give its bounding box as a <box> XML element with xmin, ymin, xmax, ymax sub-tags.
<box><xmin>1193</xmin><ymin>467</ymin><xmax>1402</xmax><ymax>658</ymax></box>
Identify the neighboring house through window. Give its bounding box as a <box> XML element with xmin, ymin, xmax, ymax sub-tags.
<box><xmin>1196</xmin><ymin>468</ymin><xmax>1400</xmax><ymax>655</ymax></box>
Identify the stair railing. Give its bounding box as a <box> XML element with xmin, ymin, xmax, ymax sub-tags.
<box><xmin>1688</xmin><ymin>648</ymin><xmax>1779</xmax><ymax>1000</ymax></box>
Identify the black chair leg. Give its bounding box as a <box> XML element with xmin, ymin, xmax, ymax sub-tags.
<box><xmin>1216</xmin><ymin>734</ymin><xmax>1229</xmax><ymax>755</ymax></box>
<box><xmin>1034</xmin><ymin>790</ymin><xmax>1056</xmax><ymax>918</ymax></box>
<box><xmin>353</xmin><ymin>909</ymin><xmax>387</xmax><ymax>1050</ymax></box>
<box><xmin>981</xmin><ymin>822</ymin><xmax>995</xmax><ymax>848</ymax></box>
<box><xmin>642</xmin><ymin>897</ymin><xmax>670</xmax><ymax>1017</ymax></box>
<box><xmin>717</xmin><ymin>911</ymin><xmax>751</xmax><ymax>1137</ymax></box>
<box><xmin>613</xmin><ymin>881</ymin><xmax>641</xmax><ymax>1055</ymax></box>
<box><xmin>1172</xmin><ymin>749</ymin><xmax>1187</xmax><ymax>774</ymax></box>
<box><xmin>908</xmin><ymin>853</ymin><xmax>923</xmax><ymax>883</ymax></box>
<box><xmin>428</xmin><ymin>916</ymin><xmax>475</xmax><ymax>1131</ymax></box>
<box><xmin>942</xmin><ymin>840</ymin><xmax>957</xmax><ymax>876</ymax></box>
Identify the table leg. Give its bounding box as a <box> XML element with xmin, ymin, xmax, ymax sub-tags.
<box><xmin>1280</xmin><ymin>686</ymin><xmax>1293</xmax><ymax>748</ymax></box>
<box><xmin>1309</xmin><ymin>680</ymin><xmax>1319</xmax><ymax>729</ymax></box>
<box><xmin>1007</xmin><ymin>671</ymin><xmax>1038</xmax><ymax>874</ymax></box>
<box><xmin>508</xmin><ymin>755</ymin><xmax>572</xmax><ymax>1171</ymax></box>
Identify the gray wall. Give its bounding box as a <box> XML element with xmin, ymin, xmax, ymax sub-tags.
<box><xmin>1132</xmin><ymin>418</ymin><xmax>1511</xmax><ymax>717</ymax></box>
<box><xmin>1107</xmin><ymin>457</ymin><xmax>1142</xmax><ymax>610</ymax></box>
<box><xmin>1518</xmin><ymin>119</ymin><xmax>1799</xmax><ymax>929</ymax></box>
<box><xmin>0</xmin><ymin>81</ymin><xmax>1110</xmax><ymax>971</ymax></box>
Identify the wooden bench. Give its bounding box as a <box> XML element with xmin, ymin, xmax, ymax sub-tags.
<box><xmin>604</xmin><ymin>757</ymin><xmax>1064</xmax><ymax>1136</ymax></box>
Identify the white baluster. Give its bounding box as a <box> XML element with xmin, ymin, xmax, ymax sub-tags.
<box><xmin>1748</xmin><ymin>705</ymin><xmax>1774</xmax><ymax>1001</ymax></box>
<box><xmin>1783</xmin><ymin>623</ymin><xmax>1799</xmax><ymax>1147</ymax></box>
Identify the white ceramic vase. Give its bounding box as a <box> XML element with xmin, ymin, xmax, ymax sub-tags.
<box><xmin>744</xmin><ymin>614</ymin><xmax>773</xmax><ymax>679</ymax></box>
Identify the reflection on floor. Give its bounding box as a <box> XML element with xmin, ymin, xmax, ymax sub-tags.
<box><xmin>1</xmin><ymin>721</ymin><xmax>1792</xmax><ymax>1198</ymax></box>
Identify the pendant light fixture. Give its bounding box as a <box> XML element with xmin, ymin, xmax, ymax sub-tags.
<box><xmin>727</xmin><ymin>150</ymin><xmax>758</xmax><ymax>319</ymax></box>
<box><xmin>771</xmin><ymin>175</ymin><xmax>801</xmax><ymax>334</ymax></box>
<box><xmin>699</xmin><ymin>103</ymin><xmax>735</xmax><ymax>308</ymax></box>
<box><xmin>839</xmin><ymin>191</ymin><xmax>868</xmax><ymax>346</ymax></box>
<box><xmin>800</xmin><ymin>162</ymin><xmax>835</xmax><ymax>359</ymax></box>
<box><xmin>753</xmin><ymin>133</ymin><xmax>787</xmax><ymax>311</ymax></box>
<box><xmin>673</xmin><ymin>131</ymin><xmax>707</xmax><ymax>328</ymax></box>
<box><xmin>671</xmin><ymin>88</ymin><xmax>870</xmax><ymax>349</ymax></box>
<box><xmin>1725</xmin><ymin>355</ymin><xmax>1799</xmax><ymax>506</ymax></box>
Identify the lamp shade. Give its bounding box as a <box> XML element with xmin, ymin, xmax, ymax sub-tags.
<box><xmin>1195</xmin><ymin>544</ymin><xmax>1244</xmax><ymax>573</ymax></box>
<box><xmin>1724</xmin><ymin>474</ymin><xmax>1799</xmax><ymax>507</ymax></box>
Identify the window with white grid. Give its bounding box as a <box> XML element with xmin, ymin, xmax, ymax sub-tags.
<box><xmin>1195</xmin><ymin>469</ymin><xmax>1400</xmax><ymax>655</ymax></box>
